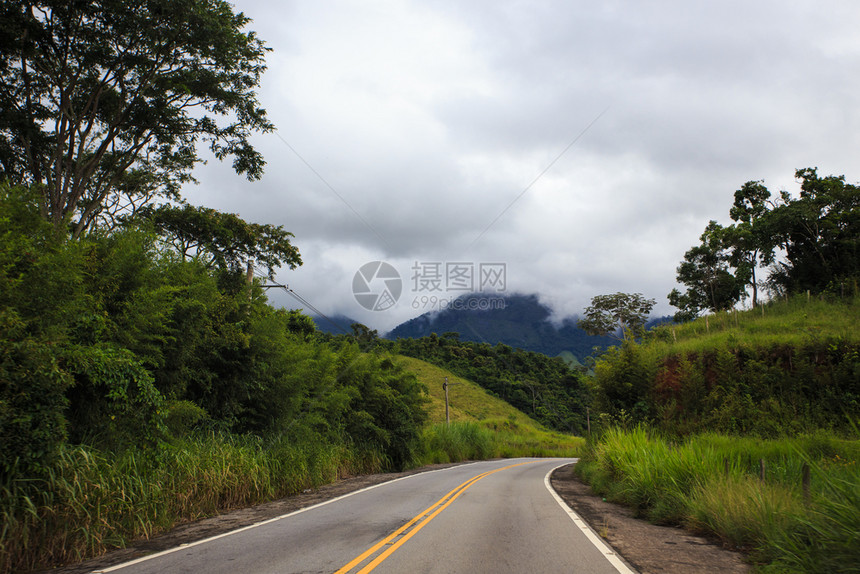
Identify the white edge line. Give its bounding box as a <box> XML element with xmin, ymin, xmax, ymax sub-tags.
<box><xmin>93</xmin><ymin>461</ymin><xmax>488</xmax><ymax>573</ymax></box>
<box><xmin>544</xmin><ymin>461</ymin><xmax>638</xmax><ymax>574</ymax></box>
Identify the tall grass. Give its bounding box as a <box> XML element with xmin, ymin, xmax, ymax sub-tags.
<box><xmin>421</xmin><ymin>422</ymin><xmax>498</xmax><ymax>463</ymax></box>
<box><xmin>419</xmin><ymin>420</ymin><xmax>584</xmax><ymax>464</ymax></box>
<box><xmin>576</xmin><ymin>427</ymin><xmax>860</xmax><ymax>572</ymax></box>
<box><xmin>0</xmin><ymin>434</ymin><xmax>383</xmax><ymax>574</ymax></box>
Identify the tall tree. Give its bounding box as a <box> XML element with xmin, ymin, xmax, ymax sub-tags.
<box><xmin>0</xmin><ymin>0</ymin><xmax>273</xmax><ymax>237</ymax></box>
<box><xmin>668</xmin><ymin>221</ymin><xmax>746</xmax><ymax>321</ymax></box>
<box><xmin>578</xmin><ymin>292</ymin><xmax>656</xmax><ymax>339</ymax></box>
<box><xmin>725</xmin><ymin>180</ymin><xmax>775</xmax><ymax>307</ymax></box>
<box><xmin>764</xmin><ymin>168</ymin><xmax>860</xmax><ymax>294</ymax></box>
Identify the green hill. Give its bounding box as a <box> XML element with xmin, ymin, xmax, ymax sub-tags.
<box><xmin>397</xmin><ymin>355</ymin><xmax>543</xmax><ymax>426</ymax></box>
<box><xmin>396</xmin><ymin>355</ymin><xmax>585</xmax><ymax>458</ymax></box>
<box><xmin>592</xmin><ymin>295</ymin><xmax>859</xmax><ymax>436</ymax></box>
<box><xmin>647</xmin><ymin>294</ymin><xmax>859</xmax><ymax>351</ymax></box>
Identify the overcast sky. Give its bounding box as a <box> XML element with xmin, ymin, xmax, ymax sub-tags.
<box><xmin>183</xmin><ymin>0</ymin><xmax>860</xmax><ymax>332</ymax></box>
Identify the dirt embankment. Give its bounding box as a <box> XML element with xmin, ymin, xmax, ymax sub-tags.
<box><xmin>44</xmin><ymin>461</ymin><xmax>750</xmax><ymax>574</ymax></box>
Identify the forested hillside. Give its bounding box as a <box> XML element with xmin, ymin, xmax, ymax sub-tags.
<box><xmin>387</xmin><ymin>293</ymin><xmax>615</xmax><ymax>358</ymax></box>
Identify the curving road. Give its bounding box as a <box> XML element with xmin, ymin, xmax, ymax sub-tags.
<box><xmin>96</xmin><ymin>458</ymin><xmax>635</xmax><ymax>574</ymax></box>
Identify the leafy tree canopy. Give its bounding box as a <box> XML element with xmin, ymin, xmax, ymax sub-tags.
<box><xmin>140</xmin><ymin>203</ymin><xmax>301</xmax><ymax>279</ymax></box>
<box><xmin>578</xmin><ymin>292</ymin><xmax>656</xmax><ymax>339</ymax></box>
<box><xmin>725</xmin><ymin>180</ymin><xmax>776</xmax><ymax>307</ymax></box>
<box><xmin>765</xmin><ymin>168</ymin><xmax>860</xmax><ymax>295</ymax></box>
<box><xmin>668</xmin><ymin>221</ymin><xmax>746</xmax><ymax>321</ymax></box>
<box><xmin>0</xmin><ymin>0</ymin><xmax>272</xmax><ymax>237</ymax></box>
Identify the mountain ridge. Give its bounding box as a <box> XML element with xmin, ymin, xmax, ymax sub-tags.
<box><xmin>386</xmin><ymin>293</ymin><xmax>617</xmax><ymax>359</ymax></box>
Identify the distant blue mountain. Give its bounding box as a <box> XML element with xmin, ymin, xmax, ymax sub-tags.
<box><xmin>386</xmin><ymin>293</ymin><xmax>617</xmax><ymax>359</ymax></box>
<box><xmin>310</xmin><ymin>314</ymin><xmax>357</xmax><ymax>335</ymax></box>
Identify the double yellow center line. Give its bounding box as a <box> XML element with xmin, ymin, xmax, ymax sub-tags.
<box><xmin>334</xmin><ymin>460</ymin><xmax>537</xmax><ymax>573</ymax></box>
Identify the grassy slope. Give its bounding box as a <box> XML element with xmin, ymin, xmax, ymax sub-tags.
<box><xmin>397</xmin><ymin>355</ymin><xmax>542</xmax><ymax>425</ymax></box>
<box><xmin>396</xmin><ymin>355</ymin><xmax>584</xmax><ymax>459</ymax></box>
<box><xmin>647</xmin><ymin>295</ymin><xmax>858</xmax><ymax>354</ymax></box>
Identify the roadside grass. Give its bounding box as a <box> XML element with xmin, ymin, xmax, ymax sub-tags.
<box><xmin>419</xmin><ymin>420</ymin><xmax>584</xmax><ymax>464</ymax></box>
<box><xmin>0</xmin><ymin>435</ymin><xmax>382</xmax><ymax>574</ymax></box>
<box><xmin>576</xmin><ymin>427</ymin><xmax>860</xmax><ymax>572</ymax></box>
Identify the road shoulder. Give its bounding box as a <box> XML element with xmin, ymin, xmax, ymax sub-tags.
<box><xmin>549</xmin><ymin>463</ymin><xmax>751</xmax><ymax>574</ymax></box>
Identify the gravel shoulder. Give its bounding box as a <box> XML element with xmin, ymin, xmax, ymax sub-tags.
<box><xmin>550</xmin><ymin>463</ymin><xmax>751</xmax><ymax>573</ymax></box>
<box><xmin>44</xmin><ymin>460</ymin><xmax>751</xmax><ymax>574</ymax></box>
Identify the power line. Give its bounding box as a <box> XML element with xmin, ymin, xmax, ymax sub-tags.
<box><xmin>256</xmin><ymin>273</ymin><xmax>351</xmax><ymax>334</ymax></box>
<box><xmin>272</xmin><ymin>130</ymin><xmax>391</xmax><ymax>250</ymax></box>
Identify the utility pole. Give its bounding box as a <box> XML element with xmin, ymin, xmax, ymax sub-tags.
<box><xmin>443</xmin><ymin>377</ymin><xmax>461</xmax><ymax>426</ymax></box>
<box><xmin>246</xmin><ymin>259</ymin><xmax>255</xmax><ymax>285</ymax></box>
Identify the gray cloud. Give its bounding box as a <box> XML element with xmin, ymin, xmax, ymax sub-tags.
<box><xmin>183</xmin><ymin>0</ymin><xmax>860</xmax><ymax>332</ymax></box>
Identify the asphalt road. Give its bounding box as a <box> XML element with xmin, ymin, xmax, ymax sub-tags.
<box><xmin>96</xmin><ymin>458</ymin><xmax>635</xmax><ymax>574</ymax></box>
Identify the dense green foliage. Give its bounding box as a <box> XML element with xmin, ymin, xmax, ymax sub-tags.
<box><xmin>589</xmin><ymin>296</ymin><xmax>859</xmax><ymax>437</ymax></box>
<box><xmin>0</xmin><ymin>183</ymin><xmax>428</xmax><ymax>472</ymax></box>
<box><xmin>767</xmin><ymin>168</ymin><xmax>860</xmax><ymax>295</ymax></box>
<box><xmin>576</xmin><ymin>427</ymin><xmax>859</xmax><ymax>572</ymax></box>
<box><xmin>392</xmin><ymin>333</ymin><xmax>591</xmax><ymax>434</ymax></box>
<box><xmin>0</xmin><ymin>182</ymin><xmax>429</xmax><ymax>571</ymax></box>
<box><xmin>669</xmin><ymin>220</ymin><xmax>748</xmax><ymax>321</ymax></box>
